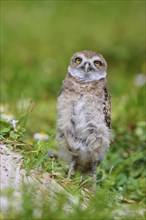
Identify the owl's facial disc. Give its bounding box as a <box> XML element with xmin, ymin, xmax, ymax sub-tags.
<box><xmin>68</xmin><ymin>52</ymin><xmax>107</xmax><ymax>82</ymax></box>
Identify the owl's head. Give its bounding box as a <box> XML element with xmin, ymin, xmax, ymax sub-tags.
<box><xmin>68</xmin><ymin>50</ymin><xmax>107</xmax><ymax>82</ymax></box>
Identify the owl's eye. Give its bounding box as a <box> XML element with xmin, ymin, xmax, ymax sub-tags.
<box><xmin>75</xmin><ymin>57</ymin><xmax>82</xmax><ymax>64</ymax></box>
<box><xmin>94</xmin><ymin>60</ymin><xmax>102</xmax><ymax>67</ymax></box>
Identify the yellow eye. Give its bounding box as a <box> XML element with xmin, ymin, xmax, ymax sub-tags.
<box><xmin>75</xmin><ymin>57</ymin><xmax>82</xmax><ymax>64</ymax></box>
<box><xmin>94</xmin><ymin>60</ymin><xmax>102</xmax><ymax>67</ymax></box>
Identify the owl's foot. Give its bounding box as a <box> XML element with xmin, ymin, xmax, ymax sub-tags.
<box><xmin>91</xmin><ymin>160</ymin><xmax>100</xmax><ymax>189</ymax></box>
<box><xmin>67</xmin><ymin>156</ymin><xmax>77</xmax><ymax>179</ymax></box>
<box><xmin>92</xmin><ymin>175</ymin><xmax>97</xmax><ymax>190</ymax></box>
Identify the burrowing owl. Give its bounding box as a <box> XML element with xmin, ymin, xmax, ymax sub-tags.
<box><xmin>56</xmin><ymin>50</ymin><xmax>112</xmax><ymax>185</ymax></box>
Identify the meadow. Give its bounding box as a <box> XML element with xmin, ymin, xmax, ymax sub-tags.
<box><xmin>0</xmin><ymin>1</ymin><xmax>145</xmax><ymax>219</ymax></box>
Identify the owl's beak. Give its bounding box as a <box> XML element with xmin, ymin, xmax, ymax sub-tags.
<box><xmin>83</xmin><ymin>62</ymin><xmax>91</xmax><ymax>73</ymax></box>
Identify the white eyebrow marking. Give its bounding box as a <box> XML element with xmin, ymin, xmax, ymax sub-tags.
<box><xmin>75</xmin><ymin>54</ymin><xmax>102</xmax><ymax>63</ymax></box>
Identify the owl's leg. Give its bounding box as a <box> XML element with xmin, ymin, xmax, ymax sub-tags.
<box><xmin>91</xmin><ymin>160</ymin><xmax>100</xmax><ymax>189</ymax></box>
<box><xmin>67</xmin><ymin>156</ymin><xmax>77</xmax><ymax>179</ymax></box>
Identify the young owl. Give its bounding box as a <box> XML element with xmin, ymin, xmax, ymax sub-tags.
<box><xmin>56</xmin><ymin>50</ymin><xmax>112</xmax><ymax>185</ymax></box>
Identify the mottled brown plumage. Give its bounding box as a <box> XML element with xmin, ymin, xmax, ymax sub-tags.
<box><xmin>56</xmin><ymin>50</ymin><xmax>112</xmax><ymax>187</ymax></box>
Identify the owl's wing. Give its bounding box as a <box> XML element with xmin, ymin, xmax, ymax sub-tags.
<box><xmin>103</xmin><ymin>87</ymin><xmax>111</xmax><ymax>129</ymax></box>
<box><xmin>58</xmin><ymin>78</ymin><xmax>66</xmax><ymax>96</ymax></box>
<box><xmin>59</xmin><ymin>87</ymin><xmax>63</xmax><ymax>96</ymax></box>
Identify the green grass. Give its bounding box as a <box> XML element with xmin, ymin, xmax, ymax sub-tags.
<box><xmin>0</xmin><ymin>1</ymin><xmax>145</xmax><ymax>219</ymax></box>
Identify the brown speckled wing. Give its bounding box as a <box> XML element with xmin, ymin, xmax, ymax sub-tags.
<box><xmin>103</xmin><ymin>86</ymin><xmax>111</xmax><ymax>129</ymax></box>
<box><xmin>59</xmin><ymin>87</ymin><xmax>63</xmax><ymax>96</ymax></box>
